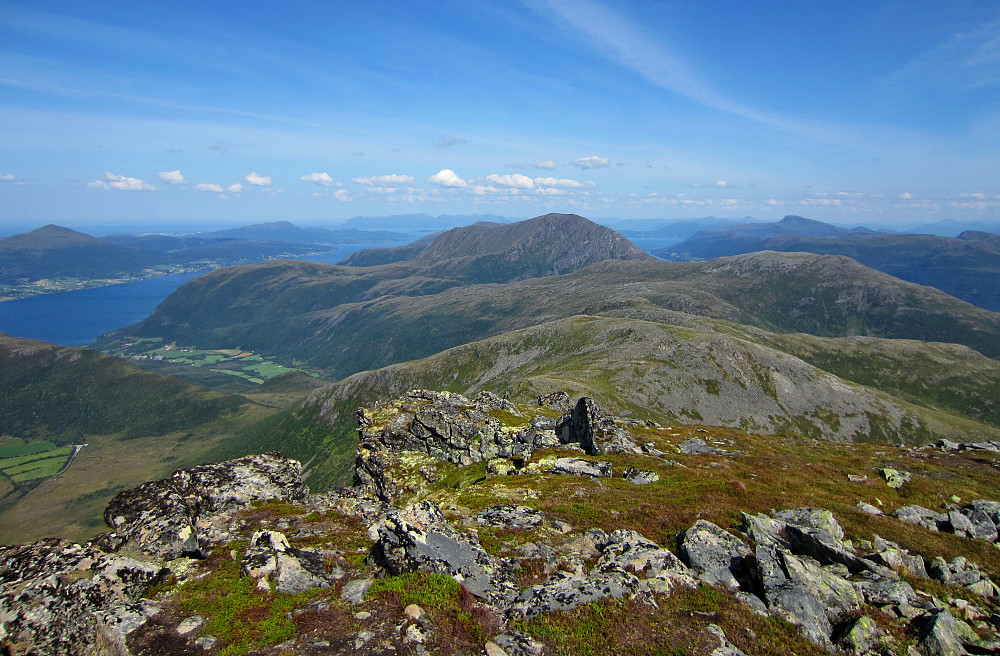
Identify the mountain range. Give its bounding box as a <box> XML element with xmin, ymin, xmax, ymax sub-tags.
<box><xmin>85</xmin><ymin>212</ymin><xmax>1000</xmax><ymax>493</ymax></box>
<box><xmin>656</xmin><ymin>215</ymin><xmax>1000</xmax><ymax>312</ymax></box>
<box><xmin>3</xmin><ymin>210</ymin><xmax>1000</xmax><ymax>656</ymax></box>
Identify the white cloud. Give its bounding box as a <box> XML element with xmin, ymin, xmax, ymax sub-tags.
<box><xmin>533</xmin><ymin>160</ymin><xmax>557</xmax><ymax>170</ymax></box>
<box><xmin>158</xmin><ymin>170</ymin><xmax>185</xmax><ymax>184</ymax></box>
<box><xmin>88</xmin><ymin>172</ymin><xmax>155</xmax><ymax>191</ymax></box>
<box><xmin>533</xmin><ymin>177</ymin><xmax>591</xmax><ymax>188</ymax></box>
<box><xmin>301</xmin><ymin>172</ymin><xmax>334</xmax><ymax>186</ymax></box>
<box><xmin>715</xmin><ymin>180</ymin><xmax>728</xmax><ymax>188</ymax></box>
<box><xmin>899</xmin><ymin>192</ymin><xmax>913</xmax><ymax>199</ymax></box>
<box><xmin>537</xmin><ymin>188</ymin><xmax>567</xmax><ymax>196</ymax></box>
<box><xmin>227</xmin><ymin>183</ymin><xmax>244</xmax><ymax>193</ymax></box>
<box><xmin>768</xmin><ymin>199</ymin><xmax>780</xmax><ymax>205</ymax></box>
<box><xmin>334</xmin><ymin>189</ymin><xmax>352</xmax><ymax>201</ymax></box>
<box><xmin>572</xmin><ymin>155</ymin><xmax>610</xmax><ymax>169</ymax></box>
<box><xmin>485</xmin><ymin>173</ymin><xmax>535</xmax><ymax>189</ymax></box>
<box><xmin>962</xmin><ymin>192</ymin><xmax>986</xmax><ymax>199</ymax></box>
<box><xmin>196</xmin><ymin>183</ymin><xmax>224</xmax><ymax>193</ymax></box>
<box><xmin>0</xmin><ymin>173</ymin><xmax>14</xmax><ymax>182</ymax></box>
<box><xmin>246</xmin><ymin>172</ymin><xmax>271</xmax><ymax>186</ymax></box>
<box><xmin>801</xmin><ymin>198</ymin><xmax>842</xmax><ymax>206</ymax></box>
<box><xmin>351</xmin><ymin>174</ymin><xmax>415</xmax><ymax>186</ymax></box>
<box><xmin>427</xmin><ymin>169</ymin><xmax>468</xmax><ymax>188</ymax></box>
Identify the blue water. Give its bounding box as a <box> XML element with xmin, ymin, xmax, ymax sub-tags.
<box><xmin>0</xmin><ymin>238</ymin><xmax>676</xmax><ymax>347</ymax></box>
<box><xmin>0</xmin><ymin>241</ymin><xmax>413</xmax><ymax>347</ymax></box>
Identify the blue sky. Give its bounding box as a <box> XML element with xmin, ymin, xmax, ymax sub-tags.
<box><xmin>1</xmin><ymin>0</ymin><xmax>999</xmax><ymax>230</ymax></box>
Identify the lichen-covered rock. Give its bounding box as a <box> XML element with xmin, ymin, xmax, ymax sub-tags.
<box><xmin>104</xmin><ymin>479</ymin><xmax>200</xmax><ymax>560</ymax></box>
<box><xmin>551</xmin><ymin>457</ymin><xmax>613</xmax><ymax>478</ymax></box>
<box><xmin>474</xmin><ymin>505</ymin><xmax>543</xmax><ymax>529</ymax></box>
<box><xmin>104</xmin><ymin>453</ymin><xmax>306</xmax><ymax>559</ymax></box>
<box><xmin>508</xmin><ymin>571</ymin><xmax>637</xmax><ymax>619</ymax></box>
<box><xmin>173</xmin><ymin>452</ymin><xmax>308</xmax><ymax>516</ymax></box>
<box><xmin>915</xmin><ymin>608</ymin><xmax>979</xmax><ymax>656</ymax></box>
<box><xmin>835</xmin><ymin>615</ymin><xmax>884</xmax><ymax>655</ymax></box>
<box><xmin>894</xmin><ymin>505</ymin><xmax>947</xmax><ymax>532</ymax></box>
<box><xmin>622</xmin><ymin>467</ymin><xmax>659</xmax><ymax>484</ymax></box>
<box><xmin>0</xmin><ymin>539</ymin><xmax>166</xmax><ymax>656</ymax></box>
<box><xmin>754</xmin><ymin>543</ymin><xmax>834</xmax><ymax>650</ymax></box>
<box><xmin>678</xmin><ymin>520</ymin><xmax>752</xmax><ymax>591</ymax></box>
<box><xmin>241</xmin><ymin>530</ymin><xmax>330</xmax><ymax>594</ymax></box>
<box><xmin>367</xmin><ymin>501</ymin><xmax>518</xmax><ymax>607</ymax></box>
<box><xmin>880</xmin><ymin>468</ymin><xmax>911</xmax><ymax>489</ymax></box>
<box><xmin>773</xmin><ymin>508</ymin><xmax>845</xmax><ymax>541</ymax></box>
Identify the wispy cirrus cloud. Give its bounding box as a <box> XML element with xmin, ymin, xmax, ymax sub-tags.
<box><xmin>887</xmin><ymin>20</ymin><xmax>1000</xmax><ymax>90</ymax></box>
<box><xmin>351</xmin><ymin>174</ymin><xmax>414</xmax><ymax>186</ymax></box>
<box><xmin>528</xmin><ymin>0</ymin><xmax>809</xmax><ymax>133</ymax></box>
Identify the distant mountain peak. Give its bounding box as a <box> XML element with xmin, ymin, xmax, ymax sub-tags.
<box><xmin>411</xmin><ymin>213</ymin><xmax>651</xmax><ymax>281</ymax></box>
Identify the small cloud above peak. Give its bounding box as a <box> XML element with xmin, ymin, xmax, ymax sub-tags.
<box><xmin>428</xmin><ymin>169</ymin><xmax>468</xmax><ymax>188</ymax></box>
<box><xmin>246</xmin><ymin>172</ymin><xmax>271</xmax><ymax>186</ymax></box>
<box><xmin>158</xmin><ymin>170</ymin><xmax>185</xmax><ymax>185</ymax></box>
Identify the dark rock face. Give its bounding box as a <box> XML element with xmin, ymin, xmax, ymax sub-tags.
<box><xmin>556</xmin><ymin>397</ymin><xmax>640</xmax><ymax>455</ymax></box>
<box><xmin>0</xmin><ymin>539</ymin><xmax>166</xmax><ymax>656</ymax></box>
<box><xmin>104</xmin><ymin>453</ymin><xmax>307</xmax><ymax>559</ymax></box>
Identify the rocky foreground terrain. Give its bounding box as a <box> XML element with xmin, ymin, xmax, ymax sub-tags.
<box><xmin>2</xmin><ymin>390</ymin><xmax>999</xmax><ymax>655</ymax></box>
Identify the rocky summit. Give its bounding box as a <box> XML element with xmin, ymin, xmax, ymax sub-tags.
<box><xmin>2</xmin><ymin>390</ymin><xmax>999</xmax><ymax>656</ymax></box>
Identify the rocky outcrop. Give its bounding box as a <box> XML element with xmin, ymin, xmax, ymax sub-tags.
<box><xmin>241</xmin><ymin>530</ymin><xmax>331</xmax><ymax>593</ymax></box>
<box><xmin>3</xmin><ymin>390</ymin><xmax>999</xmax><ymax>656</ymax></box>
<box><xmin>894</xmin><ymin>499</ymin><xmax>1000</xmax><ymax>545</ymax></box>
<box><xmin>555</xmin><ymin>397</ymin><xmax>641</xmax><ymax>455</ymax></box>
<box><xmin>0</xmin><ymin>540</ymin><xmax>166</xmax><ymax>656</ymax></box>
<box><xmin>354</xmin><ymin>390</ymin><xmax>641</xmax><ymax>501</ymax></box>
<box><xmin>368</xmin><ymin>501</ymin><xmax>520</xmax><ymax>607</ymax></box>
<box><xmin>104</xmin><ymin>453</ymin><xmax>307</xmax><ymax>559</ymax></box>
<box><xmin>0</xmin><ymin>454</ymin><xmax>307</xmax><ymax>656</ymax></box>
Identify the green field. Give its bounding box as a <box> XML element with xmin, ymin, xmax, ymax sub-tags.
<box><xmin>104</xmin><ymin>340</ymin><xmax>315</xmax><ymax>385</ymax></box>
<box><xmin>0</xmin><ymin>442</ymin><xmax>73</xmax><ymax>483</ymax></box>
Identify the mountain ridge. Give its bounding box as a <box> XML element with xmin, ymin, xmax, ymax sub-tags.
<box><xmin>656</xmin><ymin>216</ymin><xmax>1000</xmax><ymax>312</ymax></box>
